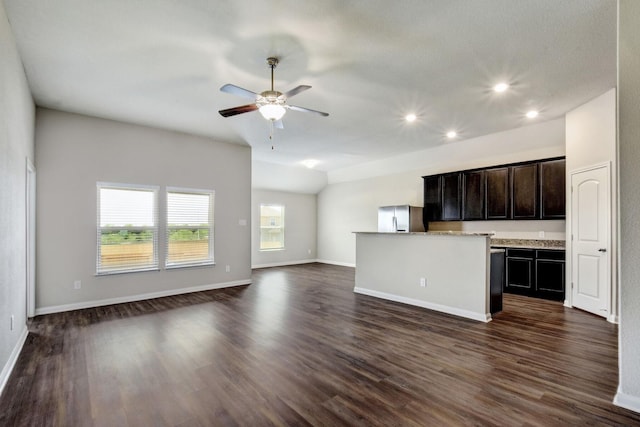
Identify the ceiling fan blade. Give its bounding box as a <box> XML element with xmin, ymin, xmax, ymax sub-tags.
<box><xmin>287</xmin><ymin>104</ymin><xmax>329</xmax><ymax>117</ymax></box>
<box><xmin>282</xmin><ymin>85</ymin><xmax>311</xmax><ymax>99</ymax></box>
<box><xmin>220</xmin><ymin>84</ymin><xmax>258</xmax><ymax>100</ymax></box>
<box><xmin>274</xmin><ymin>119</ymin><xmax>284</xmax><ymax>129</ymax></box>
<box><xmin>219</xmin><ymin>104</ymin><xmax>258</xmax><ymax>117</ymax></box>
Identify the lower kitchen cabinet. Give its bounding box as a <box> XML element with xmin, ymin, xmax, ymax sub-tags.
<box><xmin>504</xmin><ymin>248</ymin><xmax>565</xmax><ymax>301</ymax></box>
<box><xmin>535</xmin><ymin>250</ymin><xmax>565</xmax><ymax>301</ymax></box>
<box><xmin>505</xmin><ymin>249</ymin><xmax>534</xmax><ymax>295</ymax></box>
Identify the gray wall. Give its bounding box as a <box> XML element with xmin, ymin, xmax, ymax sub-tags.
<box><xmin>0</xmin><ymin>2</ymin><xmax>35</xmax><ymax>392</ymax></box>
<box><xmin>318</xmin><ymin>120</ymin><xmax>566</xmax><ymax>266</ymax></box>
<box><xmin>617</xmin><ymin>0</ymin><xmax>640</xmax><ymax>412</ymax></box>
<box><xmin>355</xmin><ymin>233</ymin><xmax>490</xmax><ymax>322</ymax></box>
<box><xmin>35</xmin><ymin>109</ymin><xmax>251</xmax><ymax>312</ymax></box>
<box><xmin>251</xmin><ymin>189</ymin><xmax>317</xmax><ymax>268</ymax></box>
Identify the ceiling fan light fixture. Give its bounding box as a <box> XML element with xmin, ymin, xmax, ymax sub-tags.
<box><xmin>259</xmin><ymin>104</ymin><xmax>287</xmax><ymax>121</ymax></box>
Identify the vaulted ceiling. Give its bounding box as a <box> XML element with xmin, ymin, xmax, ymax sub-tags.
<box><xmin>5</xmin><ymin>0</ymin><xmax>616</xmax><ymax>173</ymax></box>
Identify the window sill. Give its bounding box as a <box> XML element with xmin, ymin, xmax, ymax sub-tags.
<box><xmin>165</xmin><ymin>261</ymin><xmax>215</xmax><ymax>270</ymax></box>
<box><xmin>96</xmin><ymin>267</ymin><xmax>160</xmax><ymax>276</ymax></box>
<box><xmin>259</xmin><ymin>248</ymin><xmax>285</xmax><ymax>252</ymax></box>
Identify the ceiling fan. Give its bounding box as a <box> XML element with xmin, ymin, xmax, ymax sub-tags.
<box><xmin>218</xmin><ymin>57</ymin><xmax>329</xmax><ymax>127</ymax></box>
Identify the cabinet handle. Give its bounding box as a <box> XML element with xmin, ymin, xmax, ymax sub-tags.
<box><xmin>598</xmin><ymin>248</ymin><xmax>607</xmax><ymax>253</ymax></box>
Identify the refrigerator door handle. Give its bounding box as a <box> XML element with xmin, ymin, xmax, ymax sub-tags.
<box><xmin>392</xmin><ymin>216</ymin><xmax>397</xmax><ymax>232</ymax></box>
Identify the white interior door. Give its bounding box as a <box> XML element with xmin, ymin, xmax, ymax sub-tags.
<box><xmin>571</xmin><ymin>165</ymin><xmax>610</xmax><ymax>317</ymax></box>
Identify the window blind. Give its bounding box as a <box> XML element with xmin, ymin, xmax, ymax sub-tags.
<box><xmin>166</xmin><ymin>188</ymin><xmax>214</xmax><ymax>268</ymax></box>
<box><xmin>96</xmin><ymin>183</ymin><xmax>159</xmax><ymax>275</ymax></box>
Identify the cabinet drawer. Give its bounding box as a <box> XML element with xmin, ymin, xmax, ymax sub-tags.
<box><xmin>506</xmin><ymin>248</ymin><xmax>534</xmax><ymax>258</ymax></box>
<box><xmin>536</xmin><ymin>249</ymin><xmax>565</xmax><ymax>260</ymax></box>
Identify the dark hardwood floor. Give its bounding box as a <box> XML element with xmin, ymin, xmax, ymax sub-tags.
<box><xmin>1</xmin><ymin>263</ymin><xmax>639</xmax><ymax>426</ymax></box>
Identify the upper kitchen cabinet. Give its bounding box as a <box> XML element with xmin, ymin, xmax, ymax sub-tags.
<box><xmin>442</xmin><ymin>172</ymin><xmax>462</xmax><ymax>220</ymax></box>
<box><xmin>539</xmin><ymin>159</ymin><xmax>566</xmax><ymax>219</ymax></box>
<box><xmin>485</xmin><ymin>167</ymin><xmax>510</xmax><ymax>219</ymax></box>
<box><xmin>511</xmin><ymin>163</ymin><xmax>538</xmax><ymax>219</ymax></box>
<box><xmin>423</xmin><ymin>156</ymin><xmax>565</xmax><ymax>223</ymax></box>
<box><xmin>423</xmin><ymin>175</ymin><xmax>442</xmax><ymax>222</ymax></box>
<box><xmin>462</xmin><ymin>170</ymin><xmax>485</xmax><ymax>220</ymax></box>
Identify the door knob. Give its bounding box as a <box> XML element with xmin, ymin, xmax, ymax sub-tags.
<box><xmin>598</xmin><ymin>248</ymin><xmax>607</xmax><ymax>252</ymax></box>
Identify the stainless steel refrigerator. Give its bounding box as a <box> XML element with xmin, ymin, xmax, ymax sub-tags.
<box><xmin>377</xmin><ymin>205</ymin><xmax>425</xmax><ymax>232</ymax></box>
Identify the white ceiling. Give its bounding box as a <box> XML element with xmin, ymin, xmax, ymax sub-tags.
<box><xmin>5</xmin><ymin>0</ymin><xmax>616</xmax><ymax>173</ymax></box>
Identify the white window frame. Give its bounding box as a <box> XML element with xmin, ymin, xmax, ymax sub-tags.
<box><xmin>259</xmin><ymin>203</ymin><xmax>285</xmax><ymax>251</ymax></box>
<box><xmin>96</xmin><ymin>182</ymin><xmax>159</xmax><ymax>275</ymax></box>
<box><xmin>165</xmin><ymin>187</ymin><xmax>215</xmax><ymax>269</ymax></box>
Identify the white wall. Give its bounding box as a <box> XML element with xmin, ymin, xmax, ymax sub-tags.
<box><xmin>616</xmin><ymin>0</ymin><xmax>640</xmax><ymax>413</ymax></box>
<box><xmin>0</xmin><ymin>2</ymin><xmax>35</xmax><ymax>394</ymax></box>
<box><xmin>251</xmin><ymin>189</ymin><xmax>317</xmax><ymax>268</ymax></box>
<box><xmin>35</xmin><ymin>109</ymin><xmax>251</xmax><ymax>313</ymax></box>
<box><xmin>565</xmin><ymin>89</ymin><xmax>617</xmax><ymax>316</ymax></box>
<box><xmin>318</xmin><ymin>119</ymin><xmax>566</xmax><ymax>266</ymax></box>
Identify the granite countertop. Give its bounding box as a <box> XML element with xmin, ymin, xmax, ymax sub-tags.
<box><xmin>354</xmin><ymin>231</ymin><xmax>493</xmax><ymax>237</ymax></box>
<box><xmin>490</xmin><ymin>238</ymin><xmax>565</xmax><ymax>250</ymax></box>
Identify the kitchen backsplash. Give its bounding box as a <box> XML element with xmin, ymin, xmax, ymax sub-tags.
<box><xmin>427</xmin><ymin>220</ymin><xmax>566</xmax><ymax>240</ymax></box>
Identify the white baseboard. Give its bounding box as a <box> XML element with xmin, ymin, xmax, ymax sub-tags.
<box><xmin>0</xmin><ymin>325</ymin><xmax>28</xmax><ymax>398</ymax></box>
<box><xmin>614</xmin><ymin>386</ymin><xmax>640</xmax><ymax>414</ymax></box>
<box><xmin>353</xmin><ymin>287</ymin><xmax>491</xmax><ymax>323</ymax></box>
<box><xmin>316</xmin><ymin>259</ymin><xmax>356</xmax><ymax>268</ymax></box>
<box><xmin>35</xmin><ymin>279</ymin><xmax>251</xmax><ymax>316</ymax></box>
<box><xmin>252</xmin><ymin>259</ymin><xmax>317</xmax><ymax>269</ymax></box>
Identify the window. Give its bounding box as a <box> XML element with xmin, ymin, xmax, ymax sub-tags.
<box><xmin>260</xmin><ymin>204</ymin><xmax>285</xmax><ymax>250</ymax></box>
<box><xmin>166</xmin><ymin>188</ymin><xmax>214</xmax><ymax>268</ymax></box>
<box><xmin>97</xmin><ymin>183</ymin><xmax>158</xmax><ymax>275</ymax></box>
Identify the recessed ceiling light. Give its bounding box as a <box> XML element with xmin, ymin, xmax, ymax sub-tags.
<box><xmin>301</xmin><ymin>159</ymin><xmax>320</xmax><ymax>169</ymax></box>
<box><xmin>405</xmin><ymin>113</ymin><xmax>417</xmax><ymax>123</ymax></box>
<box><xmin>446</xmin><ymin>131</ymin><xmax>457</xmax><ymax>139</ymax></box>
<box><xmin>493</xmin><ymin>82</ymin><xmax>509</xmax><ymax>93</ymax></box>
<box><xmin>526</xmin><ymin>110</ymin><xmax>539</xmax><ymax>119</ymax></box>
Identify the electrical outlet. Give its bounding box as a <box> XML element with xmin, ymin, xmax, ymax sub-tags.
<box><xmin>73</xmin><ymin>280</ymin><xmax>81</xmax><ymax>290</ymax></box>
<box><xmin>538</xmin><ymin>231</ymin><xmax>545</xmax><ymax>238</ymax></box>
<box><xmin>308</xmin><ymin>249</ymin><xmax>312</xmax><ymax>255</ymax></box>
<box><xmin>420</xmin><ymin>277</ymin><xmax>426</xmax><ymax>287</ymax></box>
<box><xmin>225</xmin><ymin>265</ymin><xmax>230</xmax><ymax>273</ymax></box>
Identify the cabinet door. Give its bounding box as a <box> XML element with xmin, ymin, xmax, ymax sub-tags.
<box><xmin>441</xmin><ymin>172</ymin><xmax>462</xmax><ymax>220</ymax></box>
<box><xmin>540</xmin><ymin>159</ymin><xmax>566</xmax><ymax>219</ymax></box>
<box><xmin>423</xmin><ymin>175</ymin><xmax>442</xmax><ymax>222</ymax></box>
<box><xmin>505</xmin><ymin>249</ymin><xmax>534</xmax><ymax>295</ymax></box>
<box><xmin>535</xmin><ymin>250</ymin><xmax>565</xmax><ymax>301</ymax></box>
<box><xmin>511</xmin><ymin>163</ymin><xmax>538</xmax><ymax>219</ymax></box>
<box><xmin>463</xmin><ymin>170</ymin><xmax>485</xmax><ymax>220</ymax></box>
<box><xmin>485</xmin><ymin>167</ymin><xmax>510</xmax><ymax>219</ymax></box>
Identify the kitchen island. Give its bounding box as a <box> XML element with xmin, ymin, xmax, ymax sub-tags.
<box><xmin>354</xmin><ymin>231</ymin><xmax>495</xmax><ymax>322</ymax></box>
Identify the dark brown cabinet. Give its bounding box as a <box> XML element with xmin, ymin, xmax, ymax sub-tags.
<box><xmin>462</xmin><ymin>170</ymin><xmax>484</xmax><ymax>220</ymax></box>
<box><xmin>535</xmin><ymin>250</ymin><xmax>565</xmax><ymax>301</ymax></box>
<box><xmin>505</xmin><ymin>249</ymin><xmax>534</xmax><ymax>295</ymax></box>
<box><xmin>422</xmin><ymin>156</ymin><xmax>564</xmax><ymax>223</ymax></box>
<box><xmin>441</xmin><ymin>173</ymin><xmax>462</xmax><ymax>220</ymax></box>
<box><xmin>504</xmin><ymin>248</ymin><xmax>565</xmax><ymax>301</ymax></box>
<box><xmin>423</xmin><ymin>175</ymin><xmax>442</xmax><ymax>222</ymax></box>
<box><xmin>540</xmin><ymin>159</ymin><xmax>566</xmax><ymax>219</ymax></box>
<box><xmin>511</xmin><ymin>163</ymin><xmax>538</xmax><ymax>219</ymax></box>
<box><xmin>485</xmin><ymin>167</ymin><xmax>510</xmax><ymax>219</ymax></box>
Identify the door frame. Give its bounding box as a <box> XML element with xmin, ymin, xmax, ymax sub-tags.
<box><xmin>26</xmin><ymin>158</ymin><xmax>36</xmax><ymax>318</ymax></box>
<box><xmin>566</xmin><ymin>161</ymin><xmax>615</xmax><ymax>323</ymax></box>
